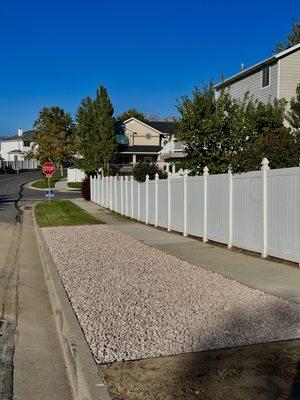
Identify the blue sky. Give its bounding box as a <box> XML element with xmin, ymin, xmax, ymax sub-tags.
<box><xmin>0</xmin><ymin>0</ymin><xmax>299</xmax><ymax>135</ymax></box>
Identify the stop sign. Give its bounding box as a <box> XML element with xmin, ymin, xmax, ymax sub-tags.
<box><xmin>42</xmin><ymin>162</ymin><xmax>56</xmax><ymax>177</ymax></box>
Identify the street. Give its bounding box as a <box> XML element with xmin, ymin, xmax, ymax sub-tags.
<box><xmin>0</xmin><ymin>172</ymin><xmax>78</xmax><ymax>399</ymax></box>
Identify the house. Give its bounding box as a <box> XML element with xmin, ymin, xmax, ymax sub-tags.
<box><xmin>0</xmin><ymin>129</ymin><xmax>38</xmax><ymax>170</ymax></box>
<box><xmin>214</xmin><ymin>43</ymin><xmax>300</xmax><ymax>105</ymax></box>
<box><xmin>113</xmin><ymin>118</ymin><xmax>185</xmax><ymax>173</ymax></box>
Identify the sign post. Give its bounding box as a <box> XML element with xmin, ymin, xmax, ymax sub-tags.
<box><xmin>42</xmin><ymin>162</ymin><xmax>56</xmax><ymax>203</ymax></box>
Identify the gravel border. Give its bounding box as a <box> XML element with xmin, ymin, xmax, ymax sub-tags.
<box><xmin>42</xmin><ymin>225</ymin><xmax>300</xmax><ymax>364</ymax></box>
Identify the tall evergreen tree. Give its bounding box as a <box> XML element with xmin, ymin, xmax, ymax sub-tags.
<box><xmin>94</xmin><ymin>85</ymin><xmax>117</xmax><ymax>172</ymax></box>
<box><xmin>276</xmin><ymin>19</ymin><xmax>300</xmax><ymax>52</ymax></box>
<box><xmin>76</xmin><ymin>85</ymin><xmax>117</xmax><ymax>174</ymax></box>
<box><xmin>287</xmin><ymin>83</ymin><xmax>300</xmax><ymax>130</ymax></box>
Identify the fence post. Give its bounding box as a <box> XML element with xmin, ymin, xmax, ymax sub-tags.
<box><xmin>155</xmin><ymin>173</ymin><xmax>159</xmax><ymax>227</ymax></box>
<box><xmin>137</xmin><ymin>182</ymin><xmax>140</xmax><ymax>221</ymax></box>
<box><xmin>114</xmin><ymin>176</ymin><xmax>117</xmax><ymax>212</ymax></box>
<box><xmin>183</xmin><ymin>170</ymin><xmax>188</xmax><ymax>236</ymax></box>
<box><xmin>167</xmin><ymin>171</ymin><xmax>172</xmax><ymax>231</ymax></box>
<box><xmin>228</xmin><ymin>166</ymin><xmax>233</xmax><ymax>249</ymax></box>
<box><xmin>261</xmin><ymin>158</ymin><xmax>269</xmax><ymax>258</ymax></box>
<box><xmin>145</xmin><ymin>174</ymin><xmax>149</xmax><ymax>224</ymax></box>
<box><xmin>90</xmin><ymin>176</ymin><xmax>93</xmax><ymax>202</ymax></box>
<box><xmin>131</xmin><ymin>177</ymin><xmax>134</xmax><ymax>219</ymax></box>
<box><xmin>203</xmin><ymin>166</ymin><xmax>209</xmax><ymax>243</ymax></box>
<box><xmin>101</xmin><ymin>175</ymin><xmax>104</xmax><ymax>206</ymax></box>
<box><xmin>96</xmin><ymin>175</ymin><xmax>100</xmax><ymax>204</ymax></box>
<box><xmin>120</xmin><ymin>176</ymin><xmax>124</xmax><ymax>215</ymax></box>
<box><xmin>125</xmin><ymin>176</ymin><xmax>128</xmax><ymax>217</ymax></box>
<box><xmin>109</xmin><ymin>176</ymin><xmax>113</xmax><ymax>210</ymax></box>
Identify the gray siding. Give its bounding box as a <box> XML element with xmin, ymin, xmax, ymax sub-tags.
<box><xmin>218</xmin><ymin>63</ymin><xmax>278</xmax><ymax>103</ymax></box>
<box><xmin>279</xmin><ymin>50</ymin><xmax>300</xmax><ymax>102</ymax></box>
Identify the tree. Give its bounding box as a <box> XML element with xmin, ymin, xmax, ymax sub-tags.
<box><xmin>117</xmin><ymin>108</ymin><xmax>148</xmax><ymax>123</ymax></box>
<box><xmin>76</xmin><ymin>96</ymin><xmax>98</xmax><ymax>174</ymax></box>
<box><xmin>286</xmin><ymin>83</ymin><xmax>300</xmax><ymax>130</ymax></box>
<box><xmin>76</xmin><ymin>85</ymin><xmax>117</xmax><ymax>174</ymax></box>
<box><xmin>94</xmin><ymin>85</ymin><xmax>117</xmax><ymax>172</ymax></box>
<box><xmin>30</xmin><ymin>106</ymin><xmax>74</xmax><ymax>175</ymax></box>
<box><xmin>132</xmin><ymin>162</ymin><xmax>167</xmax><ymax>182</ymax></box>
<box><xmin>176</xmin><ymin>84</ymin><xmax>286</xmax><ymax>174</ymax></box>
<box><xmin>276</xmin><ymin>19</ymin><xmax>300</xmax><ymax>52</ymax></box>
<box><xmin>233</xmin><ymin>128</ymin><xmax>300</xmax><ymax>171</ymax></box>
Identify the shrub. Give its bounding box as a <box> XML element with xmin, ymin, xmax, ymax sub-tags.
<box><xmin>81</xmin><ymin>176</ymin><xmax>91</xmax><ymax>200</ymax></box>
<box><xmin>132</xmin><ymin>162</ymin><xmax>168</xmax><ymax>182</ymax></box>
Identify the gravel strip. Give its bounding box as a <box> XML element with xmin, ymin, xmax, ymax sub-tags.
<box><xmin>42</xmin><ymin>225</ymin><xmax>300</xmax><ymax>364</ymax></box>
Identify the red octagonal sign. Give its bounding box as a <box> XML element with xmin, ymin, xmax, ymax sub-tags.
<box><xmin>42</xmin><ymin>162</ymin><xmax>56</xmax><ymax>177</ymax></box>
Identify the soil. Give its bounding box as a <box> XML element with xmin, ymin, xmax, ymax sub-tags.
<box><xmin>98</xmin><ymin>339</ymin><xmax>300</xmax><ymax>400</ymax></box>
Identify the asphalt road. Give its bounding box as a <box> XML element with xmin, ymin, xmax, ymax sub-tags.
<box><xmin>0</xmin><ymin>171</ymin><xmax>79</xmax><ymax>224</ymax></box>
<box><xmin>0</xmin><ymin>171</ymin><xmax>79</xmax><ymax>399</ymax></box>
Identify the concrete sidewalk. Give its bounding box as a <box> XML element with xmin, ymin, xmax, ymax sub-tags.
<box><xmin>72</xmin><ymin>198</ymin><xmax>300</xmax><ymax>304</ymax></box>
<box><xmin>55</xmin><ymin>178</ymin><xmax>80</xmax><ymax>193</ymax></box>
<box><xmin>13</xmin><ymin>208</ymin><xmax>72</xmax><ymax>399</ymax></box>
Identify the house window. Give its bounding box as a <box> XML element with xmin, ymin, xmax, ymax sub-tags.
<box><xmin>262</xmin><ymin>67</ymin><xmax>270</xmax><ymax>88</ymax></box>
<box><xmin>23</xmin><ymin>141</ymin><xmax>30</xmax><ymax>147</ymax></box>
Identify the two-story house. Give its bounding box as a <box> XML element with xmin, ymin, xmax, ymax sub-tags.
<box><xmin>214</xmin><ymin>43</ymin><xmax>300</xmax><ymax>105</ymax></box>
<box><xmin>113</xmin><ymin>118</ymin><xmax>185</xmax><ymax>172</ymax></box>
<box><xmin>0</xmin><ymin>129</ymin><xmax>38</xmax><ymax>170</ymax></box>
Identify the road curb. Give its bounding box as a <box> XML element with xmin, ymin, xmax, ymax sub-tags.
<box><xmin>33</xmin><ymin>206</ymin><xmax>111</xmax><ymax>400</ymax></box>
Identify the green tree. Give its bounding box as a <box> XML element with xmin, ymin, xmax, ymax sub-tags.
<box><xmin>76</xmin><ymin>96</ymin><xmax>97</xmax><ymax>173</ymax></box>
<box><xmin>276</xmin><ymin>19</ymin><xmax>300</xmax><ymax>52</ymax></box>
<box><xmin>76</xmin><ymin>85</ymin><xmax>117</xmax><ymax>174</ymax></box>
<box><xmin>286</xmin><ymin>83</ymin><xmax>300</xmax><ymax>130</ymax></box>
<box><xmin>132</xmin><ymin>162</ymin><xmax>167</xmax><ymax>182</ymax></box>
<box><xmin>233</xmin><ymin>128</ymin><xmax>300</xmax><ymax>171</ymax></box>
<box><xmin>94</xmin><ymin>85</ymin><xmax>117</xmax><ymax>172</ymax></box>
<box><xmin>30</xmin><ymin>106</ymin><xmax>74</xmax><ymax>175</ymax></box>
<box><xmin>176</xmin><ymin>84</ymin><xmax>286</xmax><ymax>174</ymax></box>
<box><xmin>117</xmin><ymin>108</ymin><xmax>148</xmax><ymax>123</ymax></box>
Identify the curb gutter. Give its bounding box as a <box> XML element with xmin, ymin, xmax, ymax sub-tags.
<box><xmin>33</xmin><ymin>206</ymin><xmax>111</xmax><ymax>400</ymax></box>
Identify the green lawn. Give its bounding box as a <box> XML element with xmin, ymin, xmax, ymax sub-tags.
<box><xmin>35</xmin><ymin>200</ymin><xmax>102</xmax><ymax>227</ymax></box>
<box><xmin>67</xmin><ymin>181</ymin><xmax>82</xmax><ymax>189</ymax></box>
<box><xmin>32</xmin><ymin>175</ymin><xmax>64</xmax><ymax>189</ymax></box>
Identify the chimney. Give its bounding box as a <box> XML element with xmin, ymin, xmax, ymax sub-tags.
<box><xmin>18</xmin><ymin>128</ymin><xmax>24</xmax><ymax>137</ymax></box>
<box><xmin>241</xmin><ymin>63</ymin><xmax>246</xmax><ymax>71</ymax></box>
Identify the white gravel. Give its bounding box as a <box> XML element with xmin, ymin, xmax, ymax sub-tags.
<box><xmin>42</xmin><ymin>225</ymin><xmax>300</xmax><ymax>364</ymax></box>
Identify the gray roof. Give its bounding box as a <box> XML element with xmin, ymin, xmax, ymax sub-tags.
<box><xmin>2</xmin><ymin>130</ymin><xmax>35</xmax><ymax>142</ymax></box>
<box><xmin>215</xmin><ymin>43</ymin><xmax>300</xmax><ymax>90</ymax></box>
<box><xmin>146</xmin><ymin>121</ymin><xmax>178</xmax><ymax>134</ymax></box>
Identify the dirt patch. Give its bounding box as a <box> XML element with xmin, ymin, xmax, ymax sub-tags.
<box><xmin>99</xmin><ymin>339</ymin><xmax>300</xmax><ymax>400</ymax></box>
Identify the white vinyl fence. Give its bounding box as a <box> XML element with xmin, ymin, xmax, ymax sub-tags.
<box><xmin>90</xmin><ymin>159</ymin><xmax>300</xmax><ymax>264</ymax></box>
<box><xmin>67</xmin><ymin>168</ymin><xmax>86</xmax><ymax>182</ymax></box>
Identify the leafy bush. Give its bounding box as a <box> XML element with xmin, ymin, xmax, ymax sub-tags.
<box><xmin>132</xmin><ymin>162</ymin><xmax>167</xmax><ymax>182</ymax></box>
<box><xmin>81</xmin><ymin>176</ymin><xmax>91</xmax><ymax>200</ymax></box>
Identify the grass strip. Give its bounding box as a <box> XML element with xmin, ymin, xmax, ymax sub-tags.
<box><xmin>35</xmin><ymin>200</ymin><xmax>102</xmax><ymax>227</ymax></box>
<box><xmin>67</xmin><ymin>182</ymin><xmax>82</xmax><ymax>189</ymax></box>
<box><xmin>32</xmin><ymin>175</ymin><xmax>64</xmax><ymax>189</ymax></box>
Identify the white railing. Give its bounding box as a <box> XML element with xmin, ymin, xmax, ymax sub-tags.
<box><xmin>173</xmin><ymin>140</ymin><xmax>185</xmax><ymax>151</ymax></box>
<box><xmin>90</xmin><ymin>159</ymin><xmax>300</xmax><ymax>264</ymax></box>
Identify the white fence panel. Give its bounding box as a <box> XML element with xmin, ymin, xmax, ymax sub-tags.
<box><xmin>186</xmin><ymin>176</ymin><xmax>204</xmax><ymax>237</ymax></box>
<box><xmin>157</xmin><ymin>180</ymin><xmax>168</xmax><ymax>228</ymax></box>
<box><xmin>267</xmin><ymin>167</ymin><xmax>300</xmax><ymax>263</ymax></box>
<box><xmin>170</xmin><ymin>178</ymin><xmax>184</xmax><ymax>233</ymax></box>
<box><xmin>139</xmin><ymin>182</ymin><xmax>146</xmax><ymax>222</ymax></box>
<box><xmin>127</xmin><ymin>178</ymin><xmax>132</xmax><ymax>218</ymax></box>
<box><xmin>148</xmin><ymin>180</ymin><xmax>156</xmax><ymax>225</ymax></box>
<box><xmin>132</xmin><ymin>181</ymin><xmax>139</xmax><ymax>219</ymax></box>
<box><xmin>207</xmin><ymin>174</ymin><xmax>229</xmax><ymax>244</ymax></box>
<box><xmin>232</xmin><ymin>171</ymin><xmax>262</xmax><ymax>253</ymax></box>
